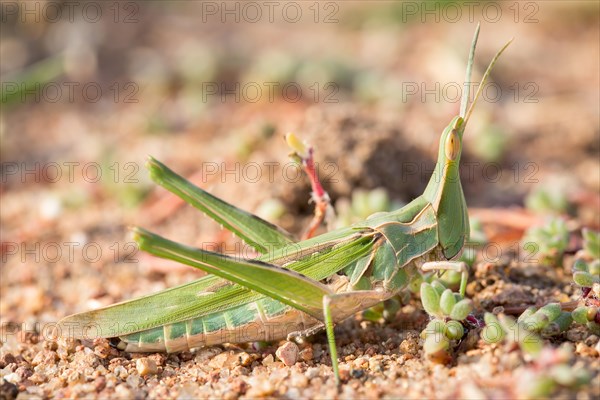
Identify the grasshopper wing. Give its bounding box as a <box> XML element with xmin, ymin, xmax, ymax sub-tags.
<box><xmin>58</xmin><ymin>274</ymin><xmax>262</xmax><ymax>339</ymax></box>
<box><xmin>59</xmin><ymin>227</ymin><xmax>377</xmax><ymax>338</ymax></box>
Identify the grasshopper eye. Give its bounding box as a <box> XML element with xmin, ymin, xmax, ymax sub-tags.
<box><xmin>445</xmin><ymin>130</ymin><xmax>460</xmax><ymax>161</ymax></box>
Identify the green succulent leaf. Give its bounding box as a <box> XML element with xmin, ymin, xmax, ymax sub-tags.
<box><xmin>424</xmin><ymin>333</ymin><xmax>450</xmax><ymax>355</ymax></box>
<box><xmin>498</xmin><ymin>314</ymin><xmax>543</xmax><ymax>355</ymax></box>
<box><xmin>431</xmin><ymin>280</ymin><xmax>447</xmax><ymax>296</ymax></box>
<box><xmin>572</xmin><ymin>306</ymin><xmax>591</xmax><ymax>324</ymax></box>
<box><xmin>481</xmin><ymin>324</ymin><xmax>505</xmax><ymax>344</ymax></box>
<box><xmin>482</xmin><ymin>313</ymin><xmax>505</xmax><ymax>344</ymax></box>
<box><xmin>421</xmin><ymin>282</ymin><xmax>442</xmax><ymax>317</ymax></box>
<box><xmin>522</xmin><ymin>303</ymin><xmax>561</xmax><ymax>332</ymax></box>
<box><xmin>445</xmin><ymin>320</ymin><xmax>464</xmax><ymax>340</ymax></box>
<box><xmin>573</xmin><ymin>271</ymin><xmax>596</xmax><ymax>287</ymax></box>
<box><xmin>517</xmin><ymin>306</ymin><xmax>537</xmax><ymax>323</ymax></box>
<box><xmin>519</xmin><ymin>331</ymin><xmax>543</xmax><ymax>355</ymax></box>
<box><xmin>439</xmin><ymin>289</ymin><xmax>457</xmax><ymax>316</ymax></box>
<box><xmin>583</xmin><ymin>228</ymin><xmax>600</xmax><ymax>259</ymax></box>
<box><xmin>449</xmin><ymin>299</ymin><xmax>473</xmax><ymax>321</ymax></box>
<box><xmin>572</xmin><ymin>259</ymin><xmax>588</xmax><ymax>272</ymax></box>
<box><xmin>589</xmin><ymin>259</ymin><xmax>600</xmax><ymax>276</ymax></box>
<box><xmin>423</xmin><ymin>319</ymin><xmax>446</xmax><ymax>337</ymax></box>
<box><xmin>484</xmin><ymin>312</ymin><xmax>500</xmax><ymax>326</ymax></box>
<box><xmin>541</xmin><ymin>312</ymin><xmax>572</xmax><ymax>336</ymax></box>
<box><xmin>587</xmin><ymin>321</ymin><xmax>600</xmax><ymax>335</ymax></box>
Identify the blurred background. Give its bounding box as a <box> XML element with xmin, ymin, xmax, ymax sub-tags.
<box><xmin>1</xmin><ymin>0</ymin><xmax>598</xmax><ymax>331</ymax></box>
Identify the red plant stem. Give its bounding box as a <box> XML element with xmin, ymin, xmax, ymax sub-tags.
<box><xmin>304</xmin><ymin>149</ymin><xmax>326</xmax><ymax>199</ymax></box>
<box><xmin>301</xmin><ymin>148</ymin><xmax>331</xmax><ymax>240</ymax></box>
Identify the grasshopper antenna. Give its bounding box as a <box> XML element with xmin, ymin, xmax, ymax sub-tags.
<box><xmin>460</xmin><ymin>23</ymin><xmax>480</xmax><ymax>118</ymax></box>
<box><xmin>463</xmin><ymin>30</ymin><xmax>514</xmax><ymax>127</ymax></box>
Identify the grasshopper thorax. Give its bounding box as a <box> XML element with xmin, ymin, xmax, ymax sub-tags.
<box><xmin>423</xmin><ymin>116</ymin><xmax>469</xmax><ymax>260</ymax></box>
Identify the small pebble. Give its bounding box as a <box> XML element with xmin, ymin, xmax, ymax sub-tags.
<box><xmin>237</xmin><ymin>352</ymin><xmax>255</xmax><ymax>367</ymax></box>
<box><xmin>584</xmin><ymin>334</ymin><xmax>599</xmax><ymax>346</ymax></box>
<box><xmin>350</xmin><ymin>369</ymin><xmax>365</xmax><ymax>379</ymax></box>
<box><xmin>67</xmin><ymin>370</ymin><xmax>83</xmax><ymax>383</ymax></box>
<box><xmin>338</xmin><ymin>366</ymin><xmax>351</xmax><ymax>381</ymax></box>
<box><xmin>262</xmin><ymin>354</ymin><xmax>275</xmax><ymax>366</ymax></box>
<box><xmin>208</xmin><ymin>352</ymin><xmax>231</xmax><ymax>369</ymax></box>
<box><xmin>115</xmin><ymin>383</ymin><xmax>133</xmax><ymax>399</ymax></box>
<box><xmin>0</xmin><ymin>353</ymin><xmax>17</xmax><ymax>368</ymax></box>
<box><xmin>194</xmin><ymin>347</ymin><xmax>221</xmax><ymax>363</ymax></box>
<box><xmin>399</xmin><ymin>338</ymin><xmax>419</xmax><ymax>355</ymax></box>
<box><xmin>566</xmin><ymin>328</ymin><xmax>587</xmax><ymax>342</ymax></box>
<box><xmin>94</xmin><ymin>376</ymin><xmax>106</xmax><ymax>392</ymax></box>
<box><xmin>246</xmin><ymin>379</ymin><xmax>275</xmax><ymax>397</ymax></box>
<box><xmin>276</xmin><ymin>342</ymin><xmax>299</xmax><ymax>367</ymax></box>
<box><xmin>127</xmin><ymin>373</ymin><xmax>143</xmax><ymax>388</ymax></box>
<box><xmin>0</xmin><ymin>379</ymin><xmax>19</xmax><ymax>399</ymax></box>
<box><xmin>230</xmin><ymin>378</ymin><xmax>248</xmax><ymax>394</ymax></box>
<box><xmin>352</xmin><ymin>356</ymin><xmax>368</xmax><ymax>369</ymax></box>
<box><xmin>43</xmin><ymin>340</ymin><xmax>58</xmax><ymax>351</ymax></box>
<box><xmin>299</xmin><ymin>346</ymin><xmax>314</xmax><ymax>362</ymax></box>
<box><xmin>15</xmin><ymin>366</ymin><xmax>32</xmax><ymax>381</ymax></box>
<box><xmin>3</xmin><ymin>373</ymin><xmax>21</xmax><ymax>384</ymax></box>
<box><xmin>136</xmin><ymin>358</ymin><xmax>158</xmax><ymax>376</ymax></box>
<box><xmin>289</xmin><ymin>372</ymin><xmax>309</xmax><ymax>388</ymax></box>
<box><xmin>368</xmin><ymin>357</ymin><xmax>383</xmax><ymax>372</ymax></box>
<box><xmin>94</xmin><ymin>345</ymin><xmax>111</xmax><ymax>359</ymax></box>
<box><xmin>575</xmin><ymin>342</ymin><xmax>598</xmax><ymax>357</ymax></box>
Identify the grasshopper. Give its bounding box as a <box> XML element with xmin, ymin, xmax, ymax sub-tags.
<box><xmin>58</xmin><ymin>26</ymin><xmax>511</xmax><ymax>384</ymax></box>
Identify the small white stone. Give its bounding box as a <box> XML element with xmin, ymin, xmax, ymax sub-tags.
<box><xmin>40</xmin><ymin>195</ymin><xmax>62</xmax><ymax>220</ymax></box>
<box><xmin>276</xmin><ymin>342</ymin><xmax>299</xmax><ymax>367</ymax></box>
<box><xmin>262</xmin><ymin>354</ymin><xmax>275</xmax><ymax>366</ymax></box>
<box><xmin>3</xmin><ymin>372</ymin><xmax>20</xmax><ymax>384</ymax></box>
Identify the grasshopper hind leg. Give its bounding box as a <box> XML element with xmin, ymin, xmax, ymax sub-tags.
<box><xmin>287</xmin><ymin>323</ymin><xmax>325</xmax><ymax>341</ymax></box>
<box><xmin>321</xmin><ymin>290</ymin><xmax>394</xmax><ymax>386</ymax></box>
<box><xmin>323</xmin><ymin>295</ymin><xmax>340</xmax><ymax>386</ymax></box>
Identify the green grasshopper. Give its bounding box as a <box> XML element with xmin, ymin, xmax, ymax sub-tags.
<box><xmin>59</xmin><ymin>26</ymin><xmax>511</xmax><ymax>384</ymax></box>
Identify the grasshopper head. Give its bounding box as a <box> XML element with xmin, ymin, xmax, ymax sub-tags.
<box><xmin>423</xmin><ymin>26</ymin><xmax>512</xmax><ymax>260</ymax></box>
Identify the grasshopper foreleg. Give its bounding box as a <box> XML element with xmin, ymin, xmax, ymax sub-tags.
<box><xmin>421</xmin><ymin>261</ymin><xmax>469</xmax><ymax>297</ymax></box>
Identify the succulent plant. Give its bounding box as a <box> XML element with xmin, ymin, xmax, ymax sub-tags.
<box><xmin>571</xmin><ymin>258</ymin><xmax>600</xmax><ymax>288</ymax></box>
<box><xmin>420</xmin><ymin>281</ymin><xmax>474</xmax><ymax>360</ymax></box>
<box><xmin>517</xmin><ymin>303</ymin><xmax>573</xmax><ymax>337</ymax></box>
<box><xmin>420</xmin><ymin>281</ymin><xmax>473</xmax><ymax>321</ymax></box>
<box><xmin>524</xmin><ymin>183</ymin><xmax>569</xmax><ymax>215</ymax></box>
<box><xmin>481</xmin><ymin>312</ymin><xmax>543</xmax><ymax>356</ymax></box>
<box><xmin>582</xmin><ymin>228</ymin><xmax>599</xmax><ymax>259</ymax></box>
<box><xmin>521</xmin><ymin>217</ymin><xmax>569</xmax><ymax>267</ymax></box>
<box><xmin>571</xmin><ymin>306</ymin><xmax>600</xmax><ymax>335</ymax></box>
